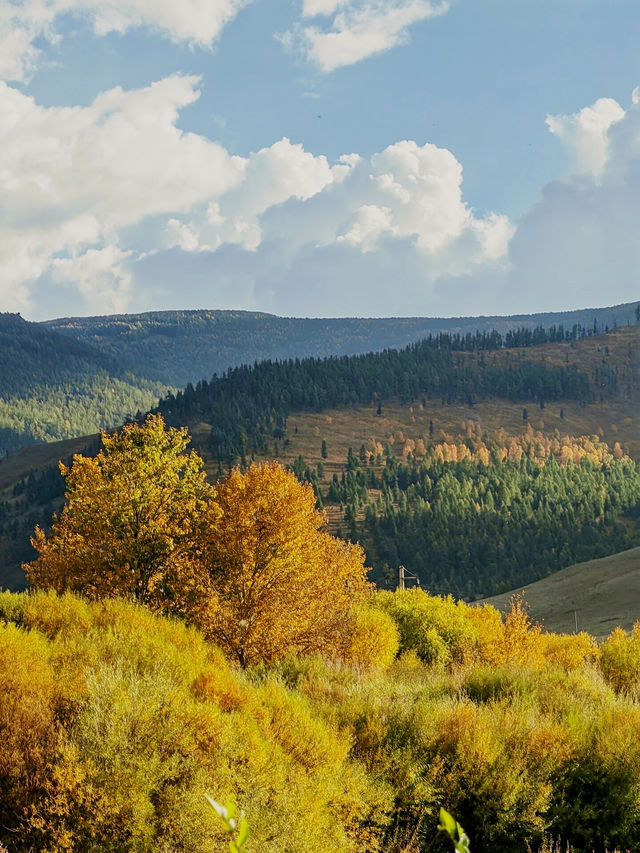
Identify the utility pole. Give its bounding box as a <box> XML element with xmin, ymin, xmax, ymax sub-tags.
<box><xmin>398</xmin><ymin>565</ymin><xmax>421</xmax><ymax>590</ymax></box>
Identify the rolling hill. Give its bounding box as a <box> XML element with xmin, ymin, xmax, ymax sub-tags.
<box><xmin>480</xmin><ymin>546</ymin><xmax>640</xmax><ymax>637</ymax></box>
<box><xmin>1</xmin><ymin>317</ymin><xmax>639</xmax><ymax>604</ymax></box>
<box><xmin>45</xmin><ymin>301</ymin><xmax>640</xmax><ymax>388</ymax></box>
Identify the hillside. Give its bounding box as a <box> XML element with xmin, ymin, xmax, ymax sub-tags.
<box><xmin>481</xmin><ymin>547</ymin><xmax>640</xmax><ymax>638</ymax></box>
<box><xmin>0</xmin><ymin>313</ymin><xmax>173</xmax><ymax>455</ymax></box>
<box><xmin>1</xmin><ymin>321</ymin><xmax>638</xmax><ymax>599</ymax></box>
<box><xmin>45</xmin><ymin>301</ymin><xmax>639</xmax><ymax>388</ymax></box>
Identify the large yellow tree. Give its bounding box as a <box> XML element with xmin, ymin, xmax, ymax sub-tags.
<box><xmin>26</xmin><ymin>414</ymin><xmax>212</xmax><ymax>607</ymax></box>
<box><xmin>197</xmin><ymin>463</ymin><xmax>370</xmax><ymax>667</ymax></box>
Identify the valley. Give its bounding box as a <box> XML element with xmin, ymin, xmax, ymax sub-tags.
<box><xmin>1</xmin><ymin>317</ymin><xmax>639</xmax><ymax>623</ymax></box>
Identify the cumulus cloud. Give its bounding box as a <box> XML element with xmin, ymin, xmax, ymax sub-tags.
<box><xmin>10</xmin><ymin>44</ymin><xmax>637</xmax><ymax>324</ymax></box>
<box><xmin>50</xmin><ymin>246</ymin><xmax>133</xmax><ymax>315</ymax></box>
<box><xmin>4</xmin><ymin>57</ymin><xmax>511</xmax><ymax>319</ymax></box>
<box><xmin>498</xmin><ymin>92</ymin><xmax>640</xmax><ymax>313</ymax></box>
<box><xmin>280</xmin><ymin>0</ymin><xmax>451</xmax><ymax>72</ymax></box>
<box><xmin>0</xmin><ymin>0</ymin><xmax>248</xmax><ymax>82</ymax></box>
<box><xmin>127</xmin><ymin>91</ymin><xmax>640</xmax><ymax>321</ymax></box>
<box><xmin>546</xmin><ymin>97</ymin><xmax>625</xmax><ymax>177</ymax></box>
<box><xmin>165</xmin><ymin>138</ymin><xmax>512</xmax><ymax>272</ymax></box>
<box><xmin>0</xmin><ymin>75</ymin><xmax>244</xmax><ymax>312</ymax></box>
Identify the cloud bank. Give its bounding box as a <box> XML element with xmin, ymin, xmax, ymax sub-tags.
<box><xmin>0</xmin><ymin>1</ymin><xmax>638</xmax><ymax>321</ymax></box>
<box><xmin>1</xmin><ymin>67</ymin><xmax>517</xmax><ymax>318</ymax></box>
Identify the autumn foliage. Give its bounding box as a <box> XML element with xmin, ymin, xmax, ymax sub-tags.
<box><xmin>15</xmin><ymin>415</ymin><xmax>640</xmax><ymax>851</ymax></box>
<box><xmin>26</xmin><ymin>415</ymin><xmax>211</xmax><ymax>606</ymax></box>
<box><xmin>26</xmin><ymin>416</ymin><xmax>369</xmax><ymax>666</ymax></box>
<box><xmin>196</xmin><ymin>463</ymin><xmax>369</xmax><ymax>666</ymax></box>
<box><xmin>3</xmin><ymin>588</ymin><xmax>640</xmax><ymax>852</ymax></box>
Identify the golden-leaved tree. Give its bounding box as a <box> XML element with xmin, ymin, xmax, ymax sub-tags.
<box><xmin>26</xmin><ymin>414</ymin><xmax>212</xmax><ymax>608</ymax></box>
<box><xmin>26</xmin><ymin>419</ymin><xmax>371</xmax><ymax>667</ymax></box>
<box><xmin>196</xmin><ymin>463</ymin><xmax>371</xmax><ymax>667</ymax></box>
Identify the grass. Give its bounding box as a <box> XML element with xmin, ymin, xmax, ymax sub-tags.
<box><xmin>480</xmin><ymin>546</ymin><xmax>640</xmax><ymax>639</ymax></box>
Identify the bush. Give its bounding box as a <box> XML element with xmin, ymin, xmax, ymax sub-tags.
<box><xmin>600</xmin><ymin>623</ymin><xmax>640</xmax><ymax>695</ymax></box>
<box><xmin>374</xmin><ymin>589</ymin><xmax>477</xmax><ymax>667</ymax></box>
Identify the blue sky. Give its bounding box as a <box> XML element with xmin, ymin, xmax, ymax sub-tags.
<box><xmin>2</xmin><ymin>0</ymin><xmax>639</xmax><ymax>320</ymax></box>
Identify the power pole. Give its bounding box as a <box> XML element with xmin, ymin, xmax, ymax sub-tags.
<box><xmin>398</xmin><ymin>565</ymin><xmax>421</xmax><ymax>590</ymax></box>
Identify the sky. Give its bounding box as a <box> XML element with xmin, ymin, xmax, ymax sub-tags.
<box><xmin>2</xmin><ymin>0</ymin><xmax>640</xmax><ymax>321</ymax></box>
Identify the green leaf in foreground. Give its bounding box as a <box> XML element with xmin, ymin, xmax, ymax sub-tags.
<box><xmin>438</xmin><ymin>807</ymin><xmax>471</xmax><ymax>853</ymax></box>
<box><xmin>205</xmin><ymin>795</ymin><xmax>250</xmax><ymax>852</ymax></box>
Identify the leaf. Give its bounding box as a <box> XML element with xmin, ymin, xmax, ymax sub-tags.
<box><xmin>439</xmin><ymin>807</ymin><xmax>457</xmax><ymax>836</ymax></box>
<box><xmin>205</xmin><ymin>794</ymin><xmax>227</xmax><ymax>821</ymax></box>
<box><xmin>237</xmin><ymin>816</ymin><xmax>250</xmax><ymax>847</ymax></box>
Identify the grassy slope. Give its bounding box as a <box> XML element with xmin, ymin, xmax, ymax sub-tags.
<box><xmin>481</xmin><ymin>547</ymin><xmax>640</xmax><ymax>638</ymax></box>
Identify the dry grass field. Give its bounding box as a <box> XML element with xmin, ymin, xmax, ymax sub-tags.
<box><xmin>481</xmin><ymin>546</ymin><xmax>640</xmax><ymax>638</ymax></box>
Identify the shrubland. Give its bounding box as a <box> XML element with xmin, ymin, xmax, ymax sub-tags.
<box><xmin>2</xmin><ymin>588</ymin><xmax>640</xmax><ymax>852</ymax></box>
<box><xmin>6</xmin><ymin>414</ymin><xmax>640</xmax><ymax>852</ymax></box>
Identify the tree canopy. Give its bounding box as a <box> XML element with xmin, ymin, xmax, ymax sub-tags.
<box><xmin>25</xmin><ymin>418</ymin><xmax>369</xmax><ymax>665</ymax></box>
<box><xmin>25</xmin><ymin>414</ymin><xmax>211</xmax><ymax>606</ymax></box>
<box><xmin>198</xmin><ymin>463</ymin><xmax>369</xmax><ymax>666</ymax></box>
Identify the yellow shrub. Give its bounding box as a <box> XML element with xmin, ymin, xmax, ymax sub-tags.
<box><xmin>374</xmin><ymin>589</ymin><xmax>477</xmax><ymax>668</ymax></box>
<box><xmin>499</xmin><ymin>596</ymin><xmax>545</xmax><ymax>669</ymax></box>
<box><xmin>0</xmin><ymin>623</ymin><xmax>60</xmax><ymax>840</ymax></box>
<box><xmin>21</xmin><ymin>589</ymin><xmax>93</xmax><ymax>639</ymax></box>
<box><xmin>466</xmin><ymin>603</ymin><xmax>506</xmax><ymax>665</ymax></box>
<box><xmin>600</xmin><ymin>623</ymin><xmax>640</xmax><ymax>695</ymax></box>
<box><xmin>343</xmin><ymin>605</ymin><xmax>400</xmax><ymax>671</ymax></box>
<box><xmin>541</xmin><ymin>632</ymin><xmax>599</xmax><ymax>671</ymax></box>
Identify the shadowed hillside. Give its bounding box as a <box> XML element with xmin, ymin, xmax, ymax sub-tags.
<box><xmin>0</xmin><ymin>313</ymin><xmax>172</xmax><ymax>455</ymax></box>
<box><xmin>45</xmin><ymin>301</ymin><xmax>640</xmax><ymax>388</ymax></box>
<box><xmin>481</xmin><ymin>547</ymin><xmax>640</xmax><ymax>638</ymax></box>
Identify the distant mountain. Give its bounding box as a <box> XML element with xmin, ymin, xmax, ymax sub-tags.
<box><xmin>44</xmin><ymin>302</ymin><xmax>640</xmax><ymax>388</ymax></box>
<box><xmin>0</xmin><ymin>313</ymin><xmax>172</xmax><ymax>455</ymax></box>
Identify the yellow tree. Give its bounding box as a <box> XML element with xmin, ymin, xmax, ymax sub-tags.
<box><xmin>25</xmin><ymin>414</ymin><xmax>212</xmax><ymax>607</ymax></box>
<box><xmin>197</xmin><ymin>462</ymin><xmax>370</xmax><ymax>667</ymax></box>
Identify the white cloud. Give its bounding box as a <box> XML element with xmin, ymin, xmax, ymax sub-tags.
<box><xmin>0</xmin><ymin>75</ymin><xmax>244</xmax><ymax>313</ymax></box>
<box><xmin>10</xmin><ymin>55</ymin><xmax>636</xmax><ymax>325</ymax></box>
<box><xmin>281</xmin><ymin>0</ymin><xmax>451</xmax><ymax>72</ymax></box>
<box><xmin>198</xmin><ymin>138</ymin><xmax>353</xmax><ymax>251</ymax></box>
<box><xmin>5</xmin><ymin>64</ymin><xmax>511</xmax><ymax>320</ymax></box>
<box><xmin>128</xmin><ymin>91</ymin><xmax>640</xmax><ymax>321</ymax></box>
<box><xmin>51</xmin><ymin>246</ymin><xmax>133</xmax><ymax>314</ymax></box>
<box><xmin>337</xmin><ymin>204</ymin><xmax>394</xmax><ymax>251</ymax></box>
<box><xmin>499</xmin><ymin>92</ymin><xmax>640</xmax><ymax>313</ymax></box>
<box><xmin>546</xmin><ymin>97</ymin><xmax>625</xmax><ymax>177</ymax></box>
<box><xmin>0</xmin><ymin>0</ymin><xmax>248</xmax><ymax>82</ymax></box>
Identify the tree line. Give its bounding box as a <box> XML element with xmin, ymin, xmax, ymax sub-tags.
<box><xmin>301</xmin><ymin>430</ymin><xmax>640</xmax><ymax>596</ymax></box>
<box><xmin>157</xmin><ymin>336</ymin><xmax>592</xmax><ymax>467</ymax></box>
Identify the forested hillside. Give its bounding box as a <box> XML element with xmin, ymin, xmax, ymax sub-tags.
<box><xmin>318</xmin><ymin>430</ymin><xmax>640</xmax><ymax>595</ymax></box>
<box><xmin>45</xmin><ymin>301</ymin><xmax>639</xmax><ymax>388</ymax></box>
<box><xmin>158</xmin><ymin>331</ymin><xmax>592</xmax><ymax>467</ymax></box>
<box><xmin>0</xmin><ymin>314</ymin><xmax>172</xmax><ymax>455</ymax></box>
<box><xmin>1</xmin><ymin>321</ymin><xmax>638</xmax><ymax>601</ymax></box>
